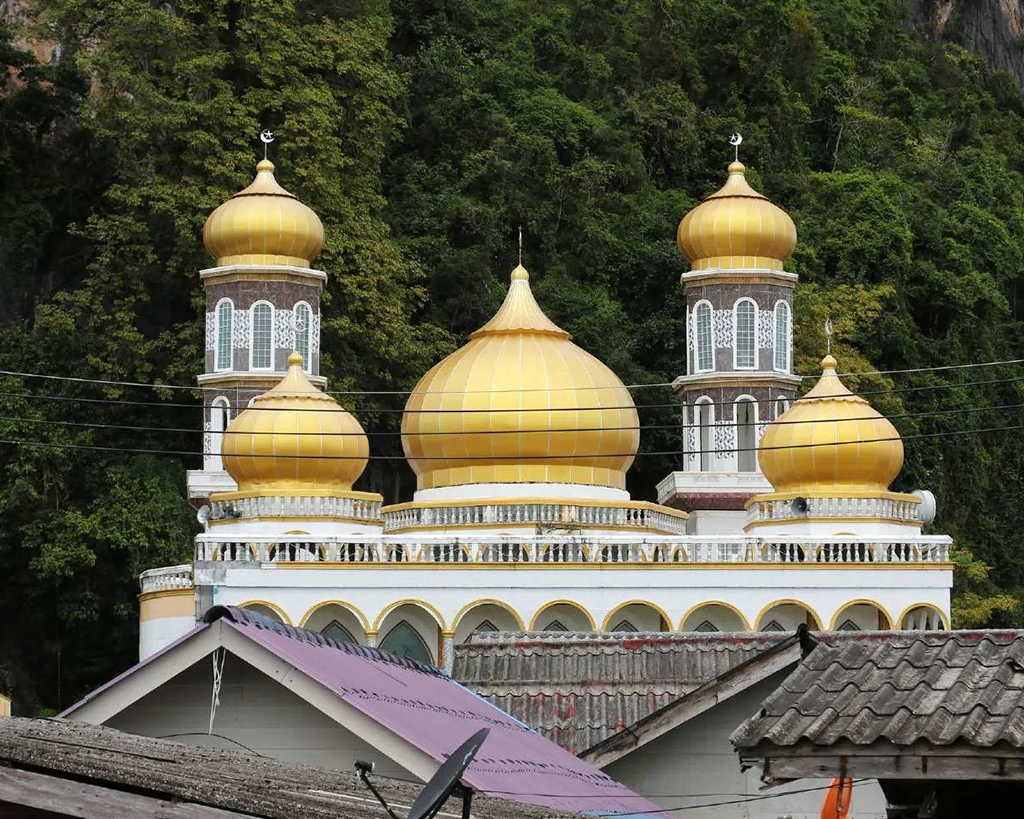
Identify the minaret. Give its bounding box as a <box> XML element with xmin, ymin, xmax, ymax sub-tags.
<box><xmin>186</xmin><ymin>151</ymin><xmax>327</xmax><ymax>503</ymax></box>
<box><xmin>657</xmin><ymin>143</ymin><xmax>800</xmax><ymax>531</ymax></box>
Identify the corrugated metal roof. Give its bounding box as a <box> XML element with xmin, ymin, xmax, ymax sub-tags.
<box><xmin>0</xmin><ymin>717</ymin><xmax>581</xmax><ymax>819</ymax></box>
<box><xmin>731</xmin><ymin>630</ymin><xmax>1024</xmax><ymax>750</ymax></box>
<box><xmin>455</xmin><ymin>631</ymin><xmax>791</xmax><ymax>753</ymax></box>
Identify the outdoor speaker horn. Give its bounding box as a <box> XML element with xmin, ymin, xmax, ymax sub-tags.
<box><xmin>791</xmin><ymin>496</ymin><xmax>809</xmax><ymax>516</ymax></box>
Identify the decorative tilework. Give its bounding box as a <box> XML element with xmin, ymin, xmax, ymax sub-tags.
<box><xmin>713</xmin><ymin>309</ymin><xmax>732</xmax><ymax>348</ymax></box>
<box><xmin>274</xmin><ymin>308</ymin><xmax>294</xmax><ymax>349</ymax></box>
<box><xmin>758</xmin><ymin>311</ymin><xmax>774</xmax><ymax>350</ymax></box>
<box><xmin>205</xmin><ymin>312</ymin><xmax>215</xmax><ymax>351</ymax></box>
<box><xmin>310</xmin><ymin>312</ymin><xmax>321</xmax><ymax>354</ymax></box>
<box><xmin>232</xmin><ymin>311</ymin><xmax>249</xmax><ymax>348</ymax></box>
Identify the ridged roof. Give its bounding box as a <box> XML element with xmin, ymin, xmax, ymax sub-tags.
<box><xmin>731</xmin><ymin>631</ymin><xmax>1024</xmax><ymax>750</ymax></box>
<box><xmin>454</xmin><ymin>631</ymin><xmax>791</xmax><ymax>754</ymax></box>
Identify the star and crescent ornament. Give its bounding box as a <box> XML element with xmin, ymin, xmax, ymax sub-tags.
<box><xmin>825</xmin><ymin>317</ymin><xmax>834</xmax><ymax>355</ymax></box>
<box><xmin>259</xmin><ymin>128</ymin><xmax>274</xmax><ymax>159</ymax></box>
<box><xmin>729</xmin><ymin>132</ymin><xmax>742</xmax><ymax>162</ymax></box>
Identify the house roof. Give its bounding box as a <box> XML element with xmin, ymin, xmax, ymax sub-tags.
<box><xmin>0</xmin><ymin>717</ymin><xmax>584</xmax><ymax>819</ymax></box>
<box><xmin>731</xmin><ymin>630</ymin><xmax>1024</xmax><ymax>751</ymax></box>
<box><xmin>61</xmin><ymin>607</ymin><xmax>663</xmax><ymax>817</ymax></box>
<box><xmin>454</xmin><ymin>631</ymin><xmax>792</xmax><ymax>754</ymax></box>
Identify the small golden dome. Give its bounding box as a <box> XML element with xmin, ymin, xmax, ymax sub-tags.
<box><xmin>221</xmin><ymin>352</ymin><xmax>368</xmax><ymax>495</ymax></box>
<box><xmin>203</xmin><ymin>159</ymin><xmax>325</xmax><ymax>268</ymax></box>
<box><xmin>758</xmin><ymin>355</ymin><xmax>903</xmax><ymax>494</ymax></box>
<box><xmin>677</xmin><ymin>160</ymin><xmax>797</xmax><ymax>271</ymax></box>
<box><xmin>402</xmin><ymin>264</ymin><xmax>639</xmax><ymax>491</ymax></box>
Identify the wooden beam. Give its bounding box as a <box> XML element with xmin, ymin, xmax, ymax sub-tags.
<box><xmin>0</xmin><ymin>767</ymin><xmax>259</xmax><ymax>819</ymax></box>
<box><xmin>744</xmin><ymin>750</ymin><xmax>1024</xmax><ymax>783</ymax></box>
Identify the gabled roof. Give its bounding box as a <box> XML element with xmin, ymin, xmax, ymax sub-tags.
<box><xmin>732</xmin><ymin>630</ymin><xmax>1024</xmax><ymax>751</ymax></box>
<box><xmin>61</xmin><ymin>607</ymin><xmax>662</xmax><ymax>817</ymax></box>
<box><xmin>0</xmin><ymin>717</ymin><xmax>581</xmax><ymax>819</ymax></box>
<box><xmin>454</xmin><ymin>631</ymin><xmax>793</xmax><ymax>754</ymax></box>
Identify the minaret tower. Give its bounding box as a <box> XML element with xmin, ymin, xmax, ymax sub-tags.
<box><xmin>186</xmin><ymin>146</ymin><xmax>327</xmax><ymax>502</ymax></box>
<box><xmin>658</xmin><ymin>140</ymin><xmax>801</xmax><ymax>531</ymax></box>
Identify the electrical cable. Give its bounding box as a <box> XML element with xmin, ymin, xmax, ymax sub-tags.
<box><xmin>3</xmin><ymin>372</ymin><xmax>1024</xmax><ymax>414</ymax></box>
<box><xmin>0</xmin><ymin>398</ymin><xmax>1021</xmax><ymax>438</ymax></box>
<box><xmin>1</xmin><ymin>422</ymin><xmax>1021</xmax><ymax>460</ymax></box>
<box><xmin>3</xmin><ymin>354</ymin><xmax>1023</xmax><ymax>394</ymax></box>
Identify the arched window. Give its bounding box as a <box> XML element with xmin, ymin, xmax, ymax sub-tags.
<box><xmin>775</xmin><ymin>396</ymin><xmax>790</xmax><ymax>419</ymax></box>
<box><xmin>379</xmin><ymin>620</ymin><xmax>432</xmax><ymax>663</ymax></box>
<box><xmin>293</xmin><ymin>301</ymin><xmax>311</xmax><ymax>371</ymax></box>
<box><xmin>610</xmin><ymin>619</ymin><xmax>638</xmax><ymax>633</ymax></box>
<box><xmin>695</xmin><ymin>397</ymin><xmax>714</xmax><ymax>471</ymax></box>
<box><xmin>733</xmin><ymin>298</ymin><xmax>757</xmax><ymax>369</ymax></box>
<box><xmin>321</xmin><ymin>620</ymin><xmax>355</xmax><ymax>643</ymax></box>
<box><xmin>774</xmin><ymin>301</ymin><xmax>791</xmax><ymax>372</ymax></box>
<box><xmin>694</xmin><ymin>301</ymin><xmax>714</xmax><ymax>372</ymax></box>
<box><xmin>837</xmin><ymin>619</ymin><xmax>860</xmax><ymax>632</ymax></box>
<box><xmin>694</xmin><ymin>620</ymin><xmax>719</xmax><ymax>633</ymax></box>
<box><xmin>761</xmin><ymin>619</ymin><xmax>785</xmax><ymax>632</ymax></box>
<box><xmin>215</xmin><ymin>299</ymin><xmax>233</xmax><ymax>372</ymax></box>
<box><xmin>209</xmin><ymin>397</ymin><xmax>230</xmax><ymax>469</ymax></box>
<box><xmin>250</xmin><ymin>302</ymin><xmax>274</xmax><ymax>370</ymax></box>
<box><xmin>735</xmin><ymin>397</ymin><xmax>757</xmax><ymax>472</ymax></box>
<box><xmin>543</xmin><ymin>619</ymin><xmax>569</xmax><ymax>632</ymax></box>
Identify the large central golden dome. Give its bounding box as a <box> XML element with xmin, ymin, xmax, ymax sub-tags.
<box><xmin>758</xmin><ymin>355</ymin><xmax>904</xmax><ymax>494</ymax></box>
<box><xmin>402</xmin><ymin>265</ymin><xmax>639</xmax><ymax>491</ymax></box>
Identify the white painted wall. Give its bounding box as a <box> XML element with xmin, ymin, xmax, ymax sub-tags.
<box><xmin>602</xmin><ymin>671</ymin><xmax>886</xmax><ymax>819</ymax></box>
<box><xmin>105</xmin><ymin>653</ymin><xmax>417</xmax><ymax>780</ymax></box>
<box><xmin>139</xmin><ymin>616</ymin><xmax>196</xmax><ymax>661</ymax></box>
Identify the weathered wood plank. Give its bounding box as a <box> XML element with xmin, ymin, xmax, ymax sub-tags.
<box><xmin>0</xmin><ymin>767</ymin><xmax>260</xmax><ymax>819</ymax></box>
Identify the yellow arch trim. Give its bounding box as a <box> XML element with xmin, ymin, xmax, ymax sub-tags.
<box><xmin>298</xmin><ymin>600</ymin><xmax>371</xmax><ymax>632</ymax></box>
<box><xmin>452</xmin><ymin>599</ymin><xmax>525</xmax><ymax>632</ymax></box>
<box><xmin>529</xmin><ymin>600</ymin><xmax>596</xmax><ymax>631</ymax></box>
<box><xmin>829</xmin><ymin>598</ymin><xmax>894</xmax><ymax>630</ymax></box>
<box><xmin>601</xmin><ymin>600</ymin><xmax>673</xmax><ymax>632</ymax></box>
<box><xmin>755</xmin><ymin>598</ymin><xmax>823</xmax><ymax>631</ymax></box>
<box><xmin>678</xmin><ymin>600</ymin><xmax>751</xmax><ymax>631</ymax></box>
<box><xmin>237</xmin><ymin>599</ymin><xmax>293</xmax><ymax>625</ymax></box>
<box><xmin>896</xmin><ymin>602</ymin><xmax>951</xmax><ymax>630</ymax></box>
<box><xmin>373</xmin><ymin>598</ymin><xmax>447</xmax><ymax>632</ymax></box>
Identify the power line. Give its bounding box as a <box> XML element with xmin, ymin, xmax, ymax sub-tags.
<box><xmin>0</xmin><ymin>422</ymin><xmax>1020</xmax><ymax>461</ymax></box>
<box><xmin>2</xmin><ymin>353</ymin><xmax>1024</xmax><ymax>396</ymax></box>
<box><xmin>3</xmin><ymin>372</ymin><xmax>1024</xmax><ymax>415</ymax></box>
<box><xmin>0</xmin><ymin>398</ymin><xmax>1021</xmax><ymax>439</ymax></box>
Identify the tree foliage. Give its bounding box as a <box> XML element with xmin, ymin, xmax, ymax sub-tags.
<box><xmin>4</xmin><ymin>0</ymin><xmax>1024</xmax><ymax>711</ymax></box>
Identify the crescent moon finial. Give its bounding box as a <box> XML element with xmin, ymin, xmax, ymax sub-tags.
<box><xmin>259</xmin><ymin>129</ymin><xmax>275</xmax><ymax>160</ymax></box>
<box><xmin>729</xmin><ymin>132</ymin><xmax>743</xmax><ymax>163</ymax></box>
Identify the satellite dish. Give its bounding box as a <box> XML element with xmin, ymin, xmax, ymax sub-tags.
<box><xmin>791</xmin><ymin>496</ymin><xmax>809</xmax><ymax>516</ymax></box>
<box><xmin>912</xmin><ymin>489</ymin><xmax>936</xmax><ymax>525</ymax></box>
<box><xmin>196</xmin><ymin>505</ymin><xmax>211</xmax><ymax>526</ymax></box>
<box><xmin>356</xmin><ymin>728</ymin><xmax>489</xmax><ymax>819</ymax></box>
<box><xmin>408</xmin><ymin>728</ymin><xmax>488</xmax><ymax>819</ymax></box>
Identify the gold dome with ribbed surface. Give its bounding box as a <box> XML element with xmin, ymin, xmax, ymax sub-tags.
<box><xmin>221</xmin><ymin>353</ymin><xmax>368</xmax><ymax>495</ymax></box>
<box><xmin>758</xmin><ymin>355</ymin><xmax>903</xmax><ymax>494</ymax></box>
<box><xmin>204</xmin><ymin>159</ymin><xmax>325</xmax><ymax>267</ymax></box>
<box><xmin>402</xmin><ymin>265</ymin><xmax>639</xmax><ymax>491</ymax></box>
<box><xmin>677</xmin><ymin>161</ymin><xmax>797</xmax><ymax>271</ymax></box>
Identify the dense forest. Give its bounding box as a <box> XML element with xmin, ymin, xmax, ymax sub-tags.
<box><xmin>3</xmin><ymin>0</ymin><xmax>1024</xmax><ymax>713</ymax></box>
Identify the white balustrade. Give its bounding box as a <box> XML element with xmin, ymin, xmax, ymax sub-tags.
<box><xmin>747</xmin><ymin>495</ymin><xmax>922</xmax><ymax>525</ymax></box>
<box><xmin>208</xmin><ymin>495</ymin><xmax>382</xmax><ymax>523</ymax></box>
<box><xmin>192</xmin><ymin>534</ymin><xmax>951</xmax><ymax>566</ymax></box>
<box><xmin>139</xmin><ymin>564</ymin><xmax>193</xmax><ymax>593</ymax></box>
<box><xmin>381</xmin><ymin>500</ymin><xmax>689</xmax><ymax>534</ymax></box>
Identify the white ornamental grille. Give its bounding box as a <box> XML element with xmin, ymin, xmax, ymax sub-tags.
<box><xmin>758</xmin><ymin>310</ymin><xmax>774</xmax><ymax>351</ymax></box>
<box><xmin>204</xmin><ymin>312</ymin><xmax>215</xmax><ymax>351</ymax></box>
<box><xmin>310</xmin><ymin>312</ymin><xmax>321</xmax><ymax>354</ymax></box>
<box><xmin>274</xmin><ymin>308</ymin><xmax>294</xmax><ymax>349</ymax></box>
<box><xmin>232</xmin><ymin>311</ymin><xmax>249</xmax><ymax>348</ymax></box>
<box><xmin>713</xmin><ymin>309</ymin><xmax>732</xmax><ymax>348</ymax></box>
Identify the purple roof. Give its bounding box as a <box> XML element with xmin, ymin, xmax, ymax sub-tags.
<box><xmin>65</xmin><ymin>607</ymin><xmax>664</xmax><ymax>817</ymax></box>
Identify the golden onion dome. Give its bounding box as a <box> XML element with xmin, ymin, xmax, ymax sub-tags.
<box><xmin>758</xmin><ymin>355</ymin><xmax>903</xmax><ymax>494</ymax></box>
<box><xmin>677</xmin><ymin>160</ymin><xmax>797</xmax><ymax>271</ymax></box>
<box><xmin>203</xmin><ymin>159</ymin><xmax>325</xmax><ymax>268</ymax></box>
<box><xmin>402</xmin><ymin>264</ymin><xmax>639</xmax><ymax>491</ymax></box>
<box><xmin>221</xmin><ymin>352</ymin><xmax>368</xmax><ymax>495</ymax></box>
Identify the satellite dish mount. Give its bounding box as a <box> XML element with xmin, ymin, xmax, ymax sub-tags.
<box><xmin>356</xmin><ymin>728</ymin><xmax>489</xmax><ymax>819</ymax></box>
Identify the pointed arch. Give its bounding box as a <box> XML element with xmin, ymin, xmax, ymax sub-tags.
<box><xmin>379</xmin><ymin>621</ymin><xmax>432</xmax><ymax>664</ymax></box>
<box><xmin>601</xmin><ymin>600</ymin><xmax>672</xmax><ymax>632</ymax></box>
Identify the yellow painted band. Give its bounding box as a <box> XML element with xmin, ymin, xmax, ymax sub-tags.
<box><xmin>208</xmin><ymin>514</ymin><xmax>380</xmax><ymax>528</ymax></box>
<box><xmin>139</xmin><ymin>589</ymin><xmax>194</xmax><ymax>622</ymax></box>
<box><xmin>372</xmin><ymin>598</ymin><xmax>447</xmax><ymax>632</ymax></box>
<box><xmin>744</xmin><ymin>516</ymin><xmax>922</xmax><ymax>530</ymax></box>
<box><xmin>236</xmin><ymin>599</ymin><xmax>293</xmax><ymax>625</ymax></box>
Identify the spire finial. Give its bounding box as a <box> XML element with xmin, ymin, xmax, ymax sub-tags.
<box><xmin>729</xmin><ymin>132</ymin><xmax>743</xmax><ymax>163</ymax></box>
<box><xmin>518</xmin><ymin>224</ymin><xmax>523</xmax><ymax>266</ymax></box>
<box><xmin>824</xmin><ymin>316</ymin><xmax>833</xmax><ymax>356</ymax></box>
<box><xmin>260</xmin><ymin>128</ymin><xmax>275</xmax><ymax>161</ymax></box>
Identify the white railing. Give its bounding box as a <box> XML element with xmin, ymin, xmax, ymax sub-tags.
<box><xmin>382</xmin><ymin>500</ymin><xmax>689</xmax><ymax>534</ymax></box>
<box><xmin>193</xmin><ymin>534</ymin><xmax>951</xmax><ymax>565</ymax></box>
<box><xmin>140</xmin><ymin>564</ymin><xmax>193</xmax><ymax>593</ymax></box>
<box><xmin>747</xmin><ymin>495</ymin><xmax>922</xmax><ymax>525</ymax></box>
<box><xmin>208</xmin><ymin>495</ymin><xmax>382</xmax><ymax>524</ymax></box>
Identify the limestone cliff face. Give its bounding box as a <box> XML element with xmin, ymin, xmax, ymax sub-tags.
<box><xmin>909</xmin><ymin>0</ymin><xmax>1024</xmax><ymax>85</ymax></box>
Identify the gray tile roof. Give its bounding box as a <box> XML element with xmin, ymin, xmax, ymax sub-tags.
<box><xmin>0</xmin><ymin>718</ymin><xmax>583</xmax><ymax>819</ymax></box>
<box><xmin>731</xmin><ymin>630</ymin><xmax>1024</xmax><ymax>750</ymax></box>
<box><xmin>454</xmin><ymin>631</ymin><xmax>791</xmax><ymax>754</ymax></box>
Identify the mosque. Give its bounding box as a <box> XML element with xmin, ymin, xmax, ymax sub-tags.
<box><xmin>138</xmin><ymin>151</ymin><xmax>953</xmax><ymax>668</ymax></box>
